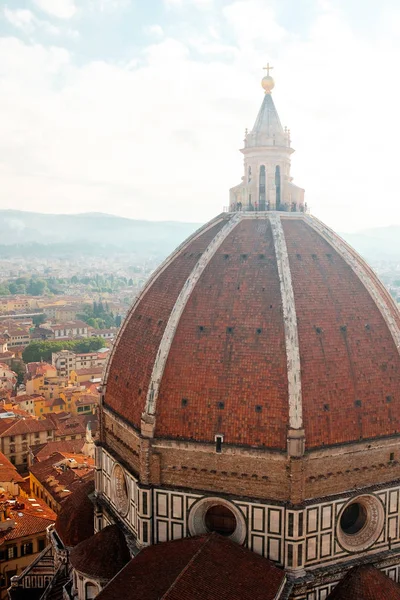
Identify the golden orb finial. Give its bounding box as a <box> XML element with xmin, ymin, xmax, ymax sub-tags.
<box><xmin>262</xmin><ymin>63</ymin><xmax>275</xmax><ymax>94</ymax></box>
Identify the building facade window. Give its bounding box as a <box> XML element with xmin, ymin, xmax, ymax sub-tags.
<box><xmin>85</xmin><ymin>582</ymin><xmax>99</xmax><ymax>600</ymax></box>
<box><xmin>21</xmin><ymin>542</ymin><xmax>33</xmax><ymax>556</ymax></box>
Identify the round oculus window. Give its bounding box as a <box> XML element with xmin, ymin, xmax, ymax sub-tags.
<box><xmin>188</xmin><ymin>497</ymin><xmax>246</xmax><ymax>545</ymax></box>
<box><xmin>337</xmin><ymin>495</ymin><xmax>384</xmax><ymax>552</ymax></box>
<box><xmin>112</xmin><ymin>464</ymin><xmax>129</xmax><ymax>516</ymax></box>
<box><xmin>205</xmin><ymin>505</ymin><xmax>237</xmax><ymax>536</ymax></box>
<box><xmin>340</xmin><ymin>502</ymin><xmax>367</xmax><ymax>535</ymax></box>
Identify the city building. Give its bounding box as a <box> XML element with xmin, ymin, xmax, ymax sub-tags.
<box><xmin>0</xmin><ymin>453</ymin><xmax>24</xmax><ymax>495</ymax></box>
<box><xmin>28</xmin><ymin>439</ymin><xmax>88</xmax><ymax>466</ymax></box>
<box><xmin>0</xmin><ymin>340</ymin><xmax>14</xmax><ymax>367</ymax></box>
<box><xmin>51</xmin><ymin>322</ymin><xmax>88</xmax><ymax>340</ymax></box>
<box><xmin>8</xmin><ymin>69</ymin><xmax>400</xmax><ymax>599</ymax></box>
<box><xmin>9</xmin><ymin>480</ymin><xmax>95</xmax><ymax>598</ymax></box>
<box><xmin>0</xmin><ymin>454</ymin><xmax>55</xmax><ymax>598</ymax></box>
<box><xmin>89</xmin><ymin>329</ymin><xmax>117</xmax><ymax>341</ymax></box>
<box><xmin>29</xmin><ymin>451</ymin><xmax>94</xmax><ymax>513</ymax></box>
<box><xmin>52</xmin><ymin>350</ymin><xmax>108</xmax><ymax>379</ymax></box>
<box><xmin>0</xmin><ymin>324</ymin><xmax>31</xmax><ymax>348</ymax></box>
<box><xmin>42</xmin><ymin>305</ymin><xmax>80</xmax><ymax>322</ymax></box>
<box><xmin>0</xmin><ymin>297</ymin><xmax>39</xmax><ymax>315</ymax></box>
<box><xmin>47</xmin><ymin>412</ymin><xmax>98</xmax><ymax>443</ymax></box>
<box><xmin>0</xmin><ymin>366</ymin><xmax>16</xmax><ymax>393</ymax></box>
<box><xmin>0</xmin><ymin>417</ymin><xmax>55</xmax><ymax>470</ymax></box>
<box><xmin>11</xmin><ymin>394</ymin><xmax>46</xmax><ymax>417</ymax></box>
<box><xmin>74</xmin><ymin>394</ymin><xmax>99</xmax><ymax>416</ymax></box>
<box><xmin>51</xmin><ymin>350</ymin><xmax>76</xmax><ymax>378</ymax></box>
<box><xmin>70</xmin><ymin>368</ymin><xmax>103</xmax><ymax>386</ymax></box>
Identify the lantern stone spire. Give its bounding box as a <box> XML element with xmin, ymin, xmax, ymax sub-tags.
<box><xmin>229</xmin><ymin>66</ymin><xmax>305</xmax><ymax>212</ymax></box>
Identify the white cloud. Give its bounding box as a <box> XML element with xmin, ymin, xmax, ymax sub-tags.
<box><xmin>4</xmin><ymin>7</ymin><xmax>36</xmax><ymax>31</ymax></box>
<box><xmin>1</xmin><ymin>2</ymin><xmax>400</xmax><ymax>232</ymax></box>
<box><xmin>4</xmin><ymin>6</ymin><xmax>62</xmax><ymax>35</ymax></box>
<box><xmin>3</xmin><ymin>6</ymin><xmax>79</xmax><ymax>38</ymax></box>
<box><xmin>144</xmin><ymin>24</ymin><xmax>164</xmax><ymax>37</ymax></box>
<box><xmin>223</xmin><ymin>1</ymin><xmax>287</xmax><ymax>46</ymax></box>
<box><xmin>87</xmin><ymin>0</ymin><xmax>131</xmax><ymax>12</ymax></box>
<box><xmin>164</xmin><ymin>0</ymin><xmax>214</xmax><ymax>8</ymax></box>
<box><xmin>33</xmin><ymin>0</ymin><xmax>76</xmax><ymax>20</ymax></box>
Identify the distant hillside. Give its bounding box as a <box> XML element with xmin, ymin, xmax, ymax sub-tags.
<box><xmin>340</xmin><ymin>226</ymin><xmax>400</xmax><ymax>261</ymax></box>
<box><xmin>0</xmin><ymin>210</ymin><xmax>201</xmax><ymax>258</ymax></box>
<box><xmin>0</xmin><ymin>210</ymin><xmax>400</xmax><ymax>260</ymax></box>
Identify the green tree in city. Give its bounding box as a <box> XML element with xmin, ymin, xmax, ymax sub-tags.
<box><xmin>32</xmin><ymin>313</ymin><xmax>47</xmax><ymax>327</ymax></box>
<box><xmin>22</xmin><ymin>337</ymin><xmax>105</xmax><ymax>363</ymax></box>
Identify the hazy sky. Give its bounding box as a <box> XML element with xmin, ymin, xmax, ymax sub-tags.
<box><xmin>1</xmin><ymin>0</ymin><xmax>400</xmax><ymax>232</ymax></box>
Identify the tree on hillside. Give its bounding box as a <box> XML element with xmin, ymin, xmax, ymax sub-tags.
<box><xmin>8</xmin><ymin>282</ymin><xmax>26</xmax><ymax>295</ymax></box>
<box><xmin>77</xmin><ymin>301</ymin><xmax>115</xmax><ymax>329</ymax></box>
<box><xmin>27</xmin><ymin>278</ymin><xmax>47</xmax><ymax>296</ymax></box>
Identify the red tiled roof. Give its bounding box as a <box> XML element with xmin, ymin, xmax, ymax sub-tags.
<box><xmin>75</xmin><ymin>394</ymin><xmax>99</xmax><ymax>406</ymax></box>
<box><xmin>0</xmin><ymin>452</ymin><xmax>24</xmax><ymax>483</ymax></box>
<box><xmin>0</xmin><ymin>418</ymin><xmax>18</xmax><ymax>436</ymax></box>
<box><xmin>73</xmin><ymin>367</ymin><xmax>103</xmax><ymax>376</ymax></box>
<box><xmin>96</xmin><ymin>533</ymin><xmax>285</xmax><ymax>600</ymax></box>
<box><xmin>51</xmin><ymin>320</ymin><xmax>88</xmax><ymax>330</ymax></box>
<box><xmin>0</xmin><ymin>417</ymin><xmax>54</xmax><ymax>437</ymax></box>
<box><xmin>26</xmin><ymin>362</ymin><xmax>56</xmax><ymax>378</ymax></box>
<box><xmin>0</xmin><ymin>495</ymin><xmax>56</xmax><ymax>544</ymax></box>
<box><xmin>70</xmin><ymin>524</ymin><xmax>130</xmax><ymax>579</ymax></box>
<box><xmin>104</xmin><ymin>213</ymin><xmax>400</xmax><ymax>450</ymax></box>
<box><xmin>29</xmin><ymin>452</ymin><xmax>94</xmax><ymax>503</ymax></box>
<box><xmin>55</xmin><ymin>479</ymin><xmax>94</xmax><ymax>547</ymax></box>
<box><xmin>45</xmin><ymin>397</ymin><xmax>65</xmax><ymax>408</ymax></box>
<box><xmin>32</xmin><ymin>439</ymin><xmax>85</xmax><ymax>461</ymax></box>
<box><xmin>326</xmin><ymin>565</ymin><xmax>400</xmax><ymax>599</ymax></box>
<box><xmin>46</xmin><ymin>412</ymin><xmax>97</xmax><ymax>437</ymax></box>
<box><xmin>13</xmin><ymin>394</ymin><xmax>44</xmax><ymax>404</ymax></box>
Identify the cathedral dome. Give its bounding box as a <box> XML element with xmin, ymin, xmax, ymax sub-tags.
<box><xmin>104</xmin><ymin>211</ymin><xmax>400</xmax><ymax>451</ymax></box>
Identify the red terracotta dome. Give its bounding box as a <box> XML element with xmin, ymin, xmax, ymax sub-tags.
<box><xmin>104</xmin><ymin>212</ymin><xmax>400</xmax><ymax>450</ymax></box>
<box><xmin>70</xmin><ymin>524</ymin><xmax>130</xmax><ymax>580</ymax></box>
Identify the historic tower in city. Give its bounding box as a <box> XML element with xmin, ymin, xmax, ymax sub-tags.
<box><xmin>229</xmin><ymin>64</ymin><xmax>304</xmax><ymax>213</ymax></box>
<box><xmin>17</xmin><ymin>68</ymin><xmax>400</xmax><ymax>600</ymax></box>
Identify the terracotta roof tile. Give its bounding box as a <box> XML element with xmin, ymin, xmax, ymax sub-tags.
<box><xmin>104</xmin><ymin>214</ymin><xmax>400</xmax><ymax>449</ymax></box>
<box><xmin>32</xmin><ymin>439</ymin><xmax>85</xmax><ymax>461</ymax></box>
<box><xmin>96</xmin><ymin>533</ymin><xmax>285</xmax><ymax>600</ymax></box>
<box><xmin>29</xmin><ymin>453</ymin><xmax>94</xmax><ymax>503</ymax></box>
<box><xmin>0</xmin><ymin>451</ymin><xmax>24</xmax><ymax>483</ymax></box>
<box><xmin>55</xmin><ymin>479</ymin><xmax>94</xmax><ymax>547</ymax></box>
<box><xmin>0</xmin><ymin>495</ymin><xmax>56</xmax><ymax>544</ymax></box>
<box><xmin>326</xmin><ymin>565</ymin><xmax>400</xmax><ymax>599</ymax></box>
<box><xmin>70</xmin><ymin>524</ymin><xmax>130</xmax><ymax>579</ymax></box>
<box><xmin>0</xmin><ymin>417</ymin><xmax>54</xmax><ymax>437</ymax></box>
<box><xmin>104</xmin><ymin>217</ymin><xmax>230</xmax><ymax>431</ymax></box>
<box><xmin>73</xmin><ymin>367</ymin><xmax>103</xmax><ymax>376</ymax></box>
<box><xmin>46</xmin><ymin>412</ymin><xmax>97</xmax><ymax>437</ymax></box>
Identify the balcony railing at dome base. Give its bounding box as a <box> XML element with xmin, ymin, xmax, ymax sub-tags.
<box><xmin>223</xmin><ymin>202</ymin><xmax>310</xmax><ymax>214</ymax></box>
